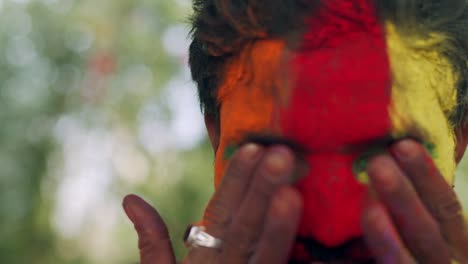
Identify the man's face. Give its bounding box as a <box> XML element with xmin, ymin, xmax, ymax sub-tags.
<box><xmin>211</xmin><ymin>0</ymin><xmax>459</xmax><ymax>260</ymax></box>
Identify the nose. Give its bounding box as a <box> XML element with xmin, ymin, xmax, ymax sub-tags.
<box><xmin>295</xmin><ymin>153</ymin><xmax>367</xmax><ymax>247</ymax></box>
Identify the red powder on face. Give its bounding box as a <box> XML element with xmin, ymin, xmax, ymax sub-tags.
<box><xmin>209</xmin><ymin>0</ymin><xmax>394</xmax><ymax>260</ymax></box>
<box><xmin>280</xmin><ymin>0</ymin><xmax>392</xmax><ymax>247</ymax></box>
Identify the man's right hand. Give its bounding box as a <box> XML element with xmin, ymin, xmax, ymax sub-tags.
<box><xmin>122</xmin><ymin>144</ymin><xmax>302</xmax><ymax>264</ymax></box>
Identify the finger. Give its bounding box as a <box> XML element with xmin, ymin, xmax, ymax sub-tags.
<box><xmin>187</xmin><ymin>144</ymin><xmax>265</xmax><ymax>263</ymax></box>
<box><xmin>203</xmin><ymin>143</ymin><xmax>265</xmax><ymax>237</ymax></box>
<box><xmin>390</xmin><ymin>140</ymin><xmax>468</xmax><ymax>260</ymax></box>
<box><xmin>361</xmin><ymin>201</ymin><xmax>414</xmax><ymax>264</ymax></box>
<box><xmin>251</xmin><ymin>187</ymin><xmax>302</xmax><ymax>264</ymax></box>
<box><xmin>123</xmin><ymin>194</ymin><xmax>176</xmax><ymax>264</ymax></box>
<box><xmin>367</xmin><ymin>154</ymin><xmax>451</xmax><ymax>263</ymax></box>
<box><xmin>222</xmin><ymin>145</ymin><xmax>296</xmax><ymax>263</ymax></box>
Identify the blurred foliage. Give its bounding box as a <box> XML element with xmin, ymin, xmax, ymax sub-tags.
<box><xmin>0</xmin><ymin>0</ymin><xmax>467</xmax><ymax>264</ymax></box>
<box><xmin>0</xmin><ymin>0</ymin><xmax>212</xmax><ymax>263</ymax></box>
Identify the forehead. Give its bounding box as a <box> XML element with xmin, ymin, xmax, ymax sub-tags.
<box><xmin>283</xmin><ymin>0</ymin><xmax>391</xmax><ymax>149</ymax></box>
<box><xmin>218</xmin><ymin>0</ymin><xmax>391</xmax><ymax>146</ymax></box>
<box><xmin>217</xmin><ymin>6</ymin><xmax>458</xmax><ymax>135</ymax></box>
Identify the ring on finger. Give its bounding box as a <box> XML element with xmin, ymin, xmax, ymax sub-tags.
<box><xmin>184</xmin><ymin>225</ymin><xmax>223</xmax><ymax>249</ymax></box>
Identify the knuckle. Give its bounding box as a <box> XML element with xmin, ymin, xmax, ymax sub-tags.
<box><xmin>224</xmin><ymin>163</ymin><xmax>247</xmax><ymax>181</ymax></box>
<box><xmin>136</xmin><ymin>223</ymin><xmax>170</xmax><ymax>241</ymax></box>
<box><xmin>403</xmin><ymin>216</ymin><xmax>453</xmax><ymax>263</ymax></box>
<box><xmin>137</xmin><ymin>229</ymin><xmax>170</xmax><ymax>252</ymax></box>
<box><xmin>433</xmin><ymin>192</ymin><xmax>463</xmax><ymax>223</ymax></box>
<box><xmin>251</xmin><ymin>166</ymin><xmax>288</xmax><ymax>200</ymax></box>
<box><xmin>412</xmin><ymin>224</ymin><xmax>442</xmax><ymax>254</ymax></box>
<box><xmin>264</xmin><ymin>221</ymin><xmax>288</xmax><ymax>243</ymax></box>
<box><xmin>225</xmin><ymin>224</ymin><xmax>256</xmax><ymax>255</ymax></box>
<box><xmin>138</xmin><ymin>235</ymin><xmax>153</xmax><ymax>252</ymax></box>
<box><xmin>225</xmin><ymin>148</ymin><xmax>261</xmax><ymax>179</ymax></box>
<box><xmin>251</xmin><ymin>177</ymin><xmax>277</xmax><ymax>200</ymax></box>
<box><xmin>204</xmin><ymin>197</ymin><xmax>232</xmax><ymax>227</ymax></box>
<box><xmin>365</xmin><ymin>209</ymin><xmax>386</xmax><ymax>234</ymax></box>
<box><xmin>411</xmin><ymin>238</ymin><xmax>446</xmax><ymax>262</ymax></box>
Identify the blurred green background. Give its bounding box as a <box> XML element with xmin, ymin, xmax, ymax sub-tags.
<box><xmin>0</xmin><ymin>0</ymin><xmax>466</xmax><ymax>263</ymax></box>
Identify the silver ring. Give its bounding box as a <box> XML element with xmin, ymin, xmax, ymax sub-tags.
<box><xmin>184</xmin><ymin>225</ymin><xmax>223</xmax><ymax>249</ymax></box>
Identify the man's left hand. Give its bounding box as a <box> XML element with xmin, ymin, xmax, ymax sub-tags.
<box><xmin>362</xmin><ymin>139</ymin><xmax>468</xmax><ymax>263</ymax></box>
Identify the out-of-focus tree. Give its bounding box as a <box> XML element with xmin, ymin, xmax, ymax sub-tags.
<box><xmin>0</xmin><ymin>0</ymin><xmax>213</xmax><ymax>263</ymax></box>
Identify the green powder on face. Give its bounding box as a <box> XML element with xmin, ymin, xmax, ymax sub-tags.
<box><xmin>224</xmin><ymin>144</ymin><xmax>238</xmax><ymax>160</ymax></box>
<box><xmin>423</xmin><ymin>141</ymin><xmax>437</xmax><ymax>158</ymax></box>
<box><xmin>353</xmin><ymin>139</ymin><xmax>437</xmax><ymax>185</ymax></box>
<box><xmin>352</xmin><ymin>138</ymin><xmax>392</xmax><ymax>185</ymax></box>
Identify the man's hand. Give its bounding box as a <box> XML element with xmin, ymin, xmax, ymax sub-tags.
<box><xmin>123</xmin><ymin>139</ymin><xmax>468</xmax><ymax>263</ymax></box>
<box><xmin>362</xmin><ymin>139</ymin><xmax>468</xmax><ymax>263</ymax></box>
<box><xmin>123</xmin><ymin>144</ymin><xmax>302</xmax><ymax>264</ymax></box>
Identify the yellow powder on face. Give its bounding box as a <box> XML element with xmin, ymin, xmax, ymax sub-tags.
<box><xmin>386</xmin><ymin>22</ymin><xmax>459</xmax><ymax>184</ymax></box>
<box><xmin>214</xmin><ymin>40</ymin><xmax>287</xmax><ymax>187</ymax></box>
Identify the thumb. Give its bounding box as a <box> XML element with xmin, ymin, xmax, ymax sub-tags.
<box><xmin>123</xmin><ymin>194</ymin><xmax>177</xmax><ymax>264</ymax></box>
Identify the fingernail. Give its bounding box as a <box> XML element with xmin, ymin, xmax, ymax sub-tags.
<box><xmin>239</xmin><ymin>143</ymin><xmax>262</xmax><ymax>161</ymax></box>
<box><xmin>392</xmin><ymin>140</ymin><xmax>418</xmax><ymax>161</ymax></box>
<box><xmin>367</xmin><ymin>155</ymin><xmax>398</xmax><ymax>189</ymax></box>
<box><xmin>265</xmin><ymin>146</ymin><xmax>294</xmax><ymax>176</ymax></box>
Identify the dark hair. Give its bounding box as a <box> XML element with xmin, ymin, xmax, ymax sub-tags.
<box><xmin>189</xmin><ymin>0</ymin><xmax>468</xmax><ymax>124</ymax></box>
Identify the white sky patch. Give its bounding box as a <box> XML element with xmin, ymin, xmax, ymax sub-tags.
<box><xmin>11</xmin><ymin>0</ymin><xmax>29</xmax><ymax>5</ymax></box>
<box><xmin>111</xmin><ymin>128</ymin><xmax>150</xmax><ymax>186</ymax></box>
<box><xmin>3</xmin><ymin>8</ymin><xmax>31</xmax><ymax>37</ymax></box>
<box><xmin>6</xmin><ymin>35</ymin><xmax>37</xmax><ymax>67</ymax></box>
<box><xmin>138</xmin><ymin>102</ymin><xmax>175</xmax><ymax>154</ymax></box>
<box><xmin>138</xmin><ymin>67</ymin><xmax>206</xmax><ymax>154</ymax></box>
<box><xmin>162</xmin><ymin>24</ymin><xmax>191</xmax><ymax>58</ymax></box>
<box><xmin>165</xmin><ymin>74</ymin><xmax>206</xmax><ymax>150</ymax></box>
<box><xmin>174</xmin><ymin>0</ymin><xmax>191</xmax><ymax>8</ymax></box>
<box><xmin>65</xmin><ymin>23</ymin><xmax>95</xmax><ymax>53</ymax></box>
<box><xmin>53</xmin><ymin>116</ymin><xmax>114</xmax><ymax>238</ymax></box>
<box><xmin>81</xmin><ymin>197</ymin><xmax>122</xmax><ymax>263</ymax></box>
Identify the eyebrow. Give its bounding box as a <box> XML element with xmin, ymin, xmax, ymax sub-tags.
<box><xmin>238</xmin><ymin>133</ymin><xmax>310</xmax><ymax>156</ymax></box>
<box><xmin>238</xmin><ymin>132</ymin><xmax>428</xmax><ymax>155</ymax></box>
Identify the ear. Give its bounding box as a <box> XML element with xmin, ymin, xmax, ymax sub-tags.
<box><xmin>204</xmin><ymin>114</ymin><xmax>220</xmax><ymax>152</ymax></box>
<box><xmin>455</xmin><ymin>120</ymin><xmax>468</xmax><ymax>163</ymax></box>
